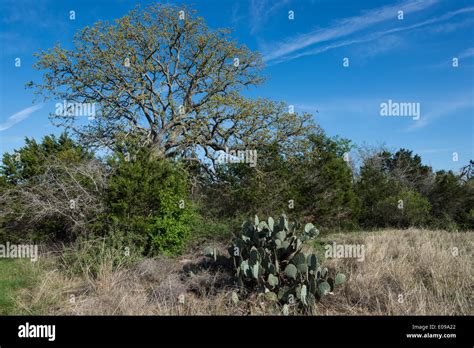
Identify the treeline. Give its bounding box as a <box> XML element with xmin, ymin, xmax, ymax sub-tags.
<box><xmin>0</xmin><ymin>130</ymin><xmax>472</xmax><ymax>258</ymax></box>
<box><xmin>201</xmin><ymin>130</ymin><xmax>473</xmax><ymax>232</ymax></box>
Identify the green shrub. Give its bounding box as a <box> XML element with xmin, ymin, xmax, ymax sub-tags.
<box><xmin>298</xmin><ymin>157</ymin><xmax>360</xmax><ymax>229</ymax></box>
<box><xmin>0</xmin><ymin>132</ymin><xmax>92</xmax><ymax>186</ymax></box>
<box><xmin>208</xmin><ymin>132</ymin><xmax>359</xmax><ymax>230</ymax></box>
<box><xmin>428</xmin><ymin>170</ymin><xmax>474</xmax><ymax>230</ymax></box>
<box><xmin>105</xmin><ymin>150</ymin><xmax>195</xmax><ymax>256</ymax></box>
<box><xmin>204</xmin><ymin>214</ymin><xmax>345</xmax><ymax>313</ymax></box>
<box><xmin>188</xmin><ymin>214</ymin><xmax>236</xmax><ymax>245</ymax></box>
<box><xmin>428</xmin><ymin>214</ymin><xmax>459</xmax><ymax>232</ymax></box>
<box><xmin>373</xmin><ymin>189</ymin><xmax>431</xmax><ymax>228</ymax></box>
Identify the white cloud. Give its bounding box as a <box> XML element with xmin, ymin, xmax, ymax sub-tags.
<box><xmin>429</xmin><ymin>16</ymin><xmax>474</xmax><ymax>33</ymax></box>
<box><xmin>0</xmin><ymin>104</ymin><xmax>43</xmax><ymax>131</ymax></box>
<box><xmin>406</xmin><ymin>96</ymin><xmax>473</xmax><ymax>131</ymax></box>
<box><xmin>294</xmin><ymin>95</ymin><xmax>474</xmax><ymax>132</ymax></box>
<box><xmin>266</xmin><ymin>6</ymin><xmax>474</xmax><ymax>65</ymax></box>
<box><xmin>263</xmin><ymin>0</ymin><xmax>438</xmax><ymax>62</ymax></box>
<box><xmin>459</xmin><ymin>47</ymin><xmax>474</xmax><ymax>59</ymax></box>
<box><xmin>249</xmin><ymin>0</ymin><xmax>291</xmax><ymax>33</ymax></box>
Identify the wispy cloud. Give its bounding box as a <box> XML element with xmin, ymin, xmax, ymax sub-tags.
<box><xmin>0</xmin><ymin>104</ymin><xmax>43</xmax><ymax>131</ymax></box>
<box><xmin>295</xmin><ymin>95</ymin><xmax>474</xmax><ymax>133</ymax></box>
<box><xmin>459</xmin><ymin>47</ymin><xmax>474</xmax><ymax>59</ymax></box>
<box><xmin>358</xmin><ymin>35</ymin><xmax>404</xmax><ymax>59</ymax></box>
<box><xmin>249</xmin><ymin>0</ymin><xmax>291</xmax><ymax>33</ymax></box>
<box><xmin>230</xmin><ymin>3</ymin><xmax>245</xmax><ymax>26</ymax></box>
<box><xmin>406</xmin><ymin>96</ymin><xmax>473</xmax><ymax>131</ymax></box>
<box><xmin>430</xmin><ymin>45</ymin><xmax>474</xmax><ymax>69</ymax></box>
<box><xmin>429</xmin><ymin>16</ymin><xmax>474</xmax><ymax>33</ymax></box>
<box><xmin>263</xmin><ymin>0</ymin><xmax>438</xmax><ymax>62</ymax></box>
<box><xmin>265</xmin><ymin>5</ymin><xmax>474</xmax><ymax>65</ymax></box>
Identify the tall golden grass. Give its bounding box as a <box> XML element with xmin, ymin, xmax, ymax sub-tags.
<box><xmin>15</xmin><ymin>229</ymin><xmax>473</xmax><ymax>315</ymax></box>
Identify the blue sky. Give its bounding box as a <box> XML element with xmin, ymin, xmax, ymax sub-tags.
<box><xmin>0</xmin><ymin>0</ymin><xmax>473</xmax><ymax>171</ymax></box>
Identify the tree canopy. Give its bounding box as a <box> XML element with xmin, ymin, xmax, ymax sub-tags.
<box><xmin>28</xmin><ymin>3</ymin><xmax>314</xmax><ymax>168</ymax></box>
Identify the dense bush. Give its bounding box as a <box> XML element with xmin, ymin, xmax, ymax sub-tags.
<box><xmin>297</xmin><ymin>156</ymin><xmax>360</xmax><ymax>229</ymax></box>
<box><xmin>428</xmin><ymin>170</ymin><xmax>474</xmax><ymax>230</ymax></box>
<box><xmin>379</xmin><ymin>149</ymin><xmax>433</xmax><ymax>194</ymax></box>
<box><xmin>0</xmin><ymin>133</ymin><xmax>92</xmax><ymax>186</ymax></box>
<box><xmin>207</xmin><ymin>131</ymin><xmax>360</xmax><ymax>229</ymax></box>
<box><xmin>0</xmin><ymin>135</ymin><xmax>197</xmax><ymax>255</ymax></box>
<box><xmin>356</xmin><ymin>149</ymin><xmax>472</xmax><ymax>230</ymax></box>
<box><xmin>209</xmin><ymin>142</ymin><xmax>294</xmax><ymax>217</ymax></box>
<box><xmin>188</xmin><ymin>214</ymin><xmax>238</xmax><ymax>245</ymax></box>
<box><xmin>372</xmin><ymin>188</ymin><xmax>431</xmax><ymax>228</ymax></box>
<box><xmin>104</xmin><ymin>149</ymin><xmax>195</xmax><ymax>255</ymax></box>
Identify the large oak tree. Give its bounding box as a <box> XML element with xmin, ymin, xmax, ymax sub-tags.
<box><xmin>29</xmin><ymin>4</ymin><xmax>314</xmax><ymax>168</ymax></box>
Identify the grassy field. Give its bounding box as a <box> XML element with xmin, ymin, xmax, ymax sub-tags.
<box><xmin>0</xmin><ymin>259</ymin><xmax>38</xmax><ymax>315</ymax></box>
<box><xmin>1</xmin><ymin>229</ymin><xmax>472</xmax><ymax>315</ymax></box>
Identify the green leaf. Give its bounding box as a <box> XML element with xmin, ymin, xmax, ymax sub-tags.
<box><xmin>258</xmin><ymin>221</ymin><xmax>269</xmax><ymax>232</ymax></box>
<box><xmin>297</xmin><ymin>263</ymin><xmax>308</xmax><ymax>274</ymax></box>
<box><xmin>275</xmin><ymin>231</ymin><xmax>286</xmax><ymax>241</ymax></box>
<box><xmin>308</xmin><ymin>275</ymin><xmax>317</xmax><ymax>294</ymax></box>
<box><xmin>335</xmin><ymin>273</ymin><xmax>346</xmax><ymax>285</ymax></box>
<box><xmin>304</xmin><ymin>223</ymin><xmax>315</xmax><ymax>233</ymax></box>
<box><xmin>284</xmin><ymin>264</ymin><xmax>297</xmax><ymax>279</ymax></box>
<box><xmin>240</xmin><ymin>260</ymin><xmax>249</xmax><ymax>275</ymax></box>
<box><xmin>292</xmin><ymin>252</ymin><xmax>306</xmax><ymax>265</ymax></box>
<box><xmin>318</xmin><ymin>281</ymin><xmax>331</xmax><ymax>296</ymax></box>
<box><xmin>251</xmin><ymin>261</ymin><xmax>260</xmax><ymax>279</ymax></box>
<box><xmin>307</xmin><ymin>293</ymin><xmax>316</xmax><ymax>308</ymax></box>
<box><xmin>268</xmin><ymin>216</ymin><xmax>274</xmax><ymax>231</ymax></box>
<box><xmin>307</xmin><ymin>253</ymin><xmax>318</xmax><ymax>270</ymax></box>
<box><xmin>249</xmin><ymin>247</ymin><xmax>259</xmax><ymax>264</ymax></box>
<box><xmin>267</xmin><ymin>273</ymin><xmax>279</xmax><ymax>287</ymax></box>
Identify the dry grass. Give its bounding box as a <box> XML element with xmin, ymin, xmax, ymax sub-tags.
<box><xmin>14</xmin><ymin>257</ymin><xmax>82</xmax><ymax>315</ymax></box>
<box><xmin>15</xmin><ymin>229</ymin><xmax>473</xmax><ymax>315</ymax></box>
<box><xmin>316</xmin><ymin>228</ymin><xmax>473</xmax><ymax>315</ymax></box>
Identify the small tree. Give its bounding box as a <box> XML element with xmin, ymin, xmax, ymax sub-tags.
<box><xmin>355</xmin><ymin>148</ymin><xmax>433</xmax><ymax>228</ymax></box>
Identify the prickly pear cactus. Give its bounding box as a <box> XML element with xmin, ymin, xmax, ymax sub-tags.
<box><xmin>204</xmin><ymin>214</ymin><xmax>346</xmax><ymax>312</ymax></box>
